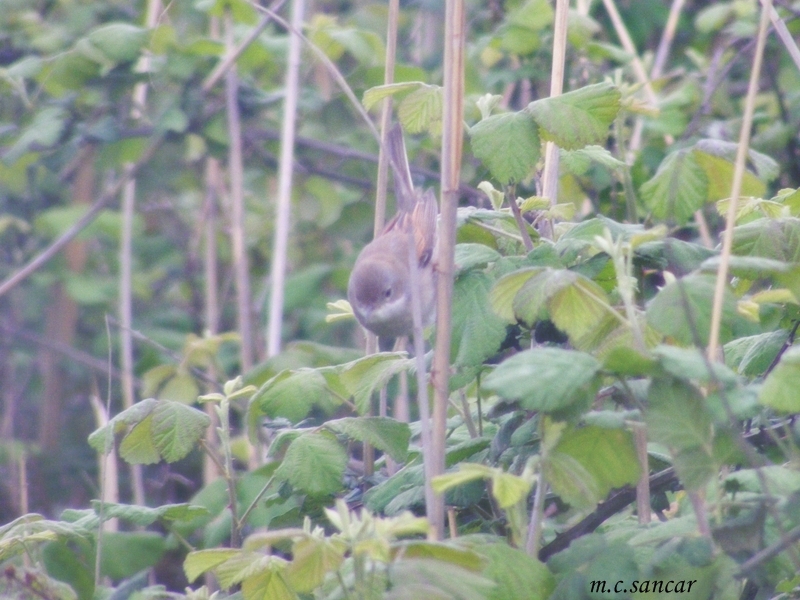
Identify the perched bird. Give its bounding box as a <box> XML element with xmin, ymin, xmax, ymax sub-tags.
<box><xmin>347</xmin><ymin>125</ymin><xmax>437</xmax><ymax>348</ymax></box>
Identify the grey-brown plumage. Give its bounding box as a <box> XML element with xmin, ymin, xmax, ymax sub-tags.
<box><xmin>347</xmin><ymin>125</ymin><xmax>437</xmax><ymax>342</ymax></box>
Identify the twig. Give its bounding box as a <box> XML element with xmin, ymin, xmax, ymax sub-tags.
<box><xmin>506</xmin><ymin>185</ymin><xmax>534</xmax><ymax>251</ymax></box>
<box><xmin>202</xmin><ymin>0</ymin><xmax>289</xmax><ymax>92</ymax></box>
<box><xmin>737</xmin><ymin>523</ymin><xmax>800</xmax><ymax>576</ymax></box>
<box><xmin>0</xmin><ymin>136</ymin><xmax>164</xmax><ymax>298</ymax></box>
<box><xmin>266</xmin><ymin>0</ymin><xmax>305</xmax><ymax>358</ymax></box>
<box><xmin>707</xmin><ymin>0</ymin><xmax>772</xmax><ymax>362</ymax></box>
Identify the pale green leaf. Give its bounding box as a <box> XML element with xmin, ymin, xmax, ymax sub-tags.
<box><xmin>548</xmin><ymin>272</ymin><xmax>613</xmax><ymax>341</ymax></box>
<box><xmin>527</xmin><ymin>82</ymin><xmax>621</xmax><ymax>150</ymax></box>
<box><xmin>491</xmin><ymin>472</ymin><xmax>532</xmax><ymax>509</ymax></box>
<box><xmin>87</xmin><ymin>23</ymin><xmax>148</xmax><ymax>64</ymax></box>
<box><xmin>275</xmin><ymin>432</ymin><xmax>347</xmax><ymax>496</ymax></box>
<box><xmin>759</xmin><ymin>347</ymin><xmax>800</xmax><ymax>413</ymax></box>
<box><xmin>252</xmin><ymin>368</ymin><xmax>336</xmax><ymax>422</ymax></box>
<box><xmin>88</xmin><ymin>398</ymin><xmax>159</xmax><ymax>454</ymax></box>
<box><xmin>432</xmin><ymin>463</ymin><xmax>494</xmax><ymax>494</ymax></box>
<box><xmin>336</xmin><ymin>353</ymin><xmax>411</xmax><ymax>414</ymax></box>
<box><xmin>560</xmin><ymin>145</ymin><xmax>626</xmax><ymax>175</ymax></box>
<box><xmin>4</xmin><ymin>107</ymin><xmax>69</xmax><ymax>164</ymax></box>
<box><xmin>640</xmin><ymin>149</ymin><xmax>708</xmax><ymax>224</ymax></box>
<box><xmin>286</xmin><ymin>537</ymin><xmax>346</xmax><ymax>593</ymax></box>
<box><xmin>150</xmin><ymin>400</ymin><xmax>211</xmax><ymax>463</ymax></box>
<box><xmin>646</xmin><ymin>273</ymin><xmax>737</xmax><ymax>346</ymax></box>
<box><xmin>479</xmin><ymin>543</ymin><xmax>555</xmax><ymax>600</ymax></box>
<box><xmin>469</xmin><ymin>111</ymin><xmax>540</xmax><ymax>184</ymax></box>
<box><xmin>242</xmin><ymin>562</ymin><xmax>297</xmax><ymax>600</ymax></box>
<box><xmin>363</xmin><ymin>81</ymin><xmax>426</xmax><ymax>111</ymax></box>
<box><xmin>394</xmin><ymin>541</ymin><xmax>485</xmax><ymax>571</ymax></box>
<box><xmin>455</xmin><ymin>243</ymin><xmax>501</xmax><ymax>273</ymax></box>
<box><xmin>482</xmin><ymin>348</ymin><xmax>601</xmax><ymax>415</ymax></box>
<box><xmin>216</xmin><ymin>552</ymin><xmax>270</xmax><ymax>588</ymax></box>
<box><xmin>646</xmin><ymin>377</ymin><xmax>713</xmax><ymax>450</ymax></box>
<box><xmin>398</xmin><ymin>85</ymin><xmax>443</xmax><ymax>134</ymax></box>
<box><xmin>451</xmin><ymin>271</ymin><xmax>509</xmax><ymax>367</ymax></box>
<box><xmin>184</xmin><ymin>549</ymin><xmax>239</xmax><ymax>583</ymax></box>
<box><xmin>490</xmin><ymin>268</ymin><xmax>544</xmax><ymax>322</ymax></box>
<box><xmin>326</xmin><ymin>417</ymin><xmax>410</xmax><ymax>462</ymax></box>
<box><xmin>693</xmin><ymin>150</ymin><xmax>766</xmax><ymax>202</ymax></box>
<box><xmin>545</xmin><ymin>426</ymin><xmax>639</xmax><ymax>509</ymax></box>
<box><xmin>731</xmin><ymin>217</ymin><xmax>800</xmax><ymax>263</ymax></box>
<box><xmin>119</xmin><ymin>414</ymin><xmax>160</xmax><ymax>465</ymax></box>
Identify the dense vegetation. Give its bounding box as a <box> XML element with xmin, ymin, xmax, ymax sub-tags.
<box><xmin>2</xmin><ymin>0</ymin><xmax>800</xmax><ymax>598</ymax></box>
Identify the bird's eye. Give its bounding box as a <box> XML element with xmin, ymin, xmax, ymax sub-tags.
<box><xmin>384</xmin><ymin>288</ymin><xmax>392</xmax><ymax>299</ymax></box>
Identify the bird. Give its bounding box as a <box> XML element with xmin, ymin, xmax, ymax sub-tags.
<box><xmin>347</xmin><ymin>124</ymin><xmax>438</xmax><ymax>349</ymax></box>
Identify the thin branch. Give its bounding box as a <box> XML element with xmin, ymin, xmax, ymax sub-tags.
<box><xmin>202</xmin><ymin>0</ymin><xmax>289</xmax><ymax>92</ymax></box>
<box><xmin>266</xmin><ymin>0</ymin><xmax>305</xmax><ymax>357</ymax></box>
<box><xmin>707</xmin><ymin>0</ymin><xmax>772</xmax><ymax>361</ymax></box>
<box><xmin>506</xmin><ymin>186</ymin><xmax>535</xmax><ymax>252</ymax></box>
<box><xmin>0</xmin><ymin>137</ymin><xmax>164</xmax><ymax>298</ymax></box>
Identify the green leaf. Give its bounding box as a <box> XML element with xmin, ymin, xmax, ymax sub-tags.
<box><xmin>640</xmin><ymin>149</ymin><xmax>708</xmax><ymax>224</ymax></box>
<box><xmin>275</xmin><ymin>432</ymin><xmax>347</xmax><ymax>496</ymax></box>
<box><xmin>158</xmin><ymin>372</ymin><xmax>200</xmax><ymax>404</ymax></box>
<box><xmin>362</xmin><ymin>81</ymin><xmax>425</xmax><ymax>111</ymax></box>
<box><xmin>479</xmin><ymin>543</ymin><xmax>555</xmax><ymax>600</ymax></box>
<box><xmin>490</xmin><ymin>268</ymin><xmax>544</xmax><ymax>322</ymax></box>
<box><xmin>99</xmin><ymin>532</ymin><xmax>165</xmax><ymax>580</ymax></box>
<box><xmin>652</xmin><ymin>345</ymin><xmax>738</xmax><ymax>385</ymax></box>
<box><xmin>150</xmin><ymin>400</ymin><xmax>210</xmax><ymax>463</ymax></box>
<box><xmin>724</xmin><ymin>330</ymin><xmax>788</xmax><ymax>376</ymax></box>
<box><xmin>216</xmin><ymin>552</ymin><xmax>271</xmax><ymax>588</ymax></box>
<box><xmin>241</xmin><ymin>561</ymin><xmax>296</xmax><ymax>600</ymax></box>
<box><xmin>286</xmin><ymin>536</ymin><xmax>346</xmax><ymax>593</ymax></box>
<box><xmin>91</xmin><ymin>501</ymin><xmax>209</xmax><ymax>526</ymax></box>
<box><xmin>693</xmin><ymin>149</ymin><xmax>766</xmax><ymax>202</ymax></box>
<box><xmin>561</xmin><ymin>145</ymin><xmax>626</xmax><ymax>175</ymax></box>
<box><xmin>4</xmin><ymin>107</ymin><xmax>68</xmax><ymax>165</ymax></box>
<box><xmin>527</xmin><ymin>82</ymin><xmax>621</xmax><ymax>150</ymax></box>
<box><xmin>252</xmin><ymin>368</ymin><xmax>336</xmax><ymax>423</ymax></box>
<box><xmin>492</xmin><ymin>471</ymin><xmax>533</xmax><ymax>508</ymax></box>
<box><xmin>646</xmin><ymin>273</ymin><xmax>737</xmax><ymax>347</ymax></box>
<box><xmin>387</xmin><ymin>558</ymin><xmax>494</xmax><ymax>600</ymax></box>
<box><xmin>86</xmin><ymin>23</ymin><xmax>149</xmax><ymax>64</ymax></box>
<box><xmin>469</xmin><ymin>111</ymin><xmax>540</xmax><ymax>184</ymax></box>
<box><xmin>396</xmin><ymin>541</ymin><xmax>485</xmax><ymax>571</ymax></box>
<box><xmin>545</xmin><ymin>426</ymin><xmax>640</xmax><ymax>510</ymax></box>
<box><xmin>646</xmin><ymin>377</ymin><xmax>712</xmax><ymax>451</ymax></box>
<box><xmin>455</xmin><ymin>243</ymin><xmax>501</xmax><ymax>273</ymax></box>
<box><xmin>398</xmin><ymin>84</ymin><xmax>443</xmax><ymax>135</ymax></box>
<box><xmin>759</xmin><ymin>346</ymin><xmax>800</xmax><ymax>412</ymax></box>
<box><xmin>88</xmin><ymin>399</ymin><xmax>156</xmax><ymax>455</ymax></box>
<box><xmin>336</xmin><ymin>352</ymin><xmax>411</xmax><ymax>414</ymax></box>
<box><xmin>694</xmin><ymin>139</ymin><xmax>779</xmax><ymax>182</ymax></box>
<box><xmin>547</xmin><ymin>271</ymin><xmax>614</xmax><ymax>341</ymax></box>
<box><xmin>483</xmin><ymin>348</ymin><xmax>601</xmax><ymax>415</ymax></box>
<box><xmin>451</xmin><ymin>271</ymin><xmax>509</xmax><ymax>367</ymax></box>
<box><xmin>325</xmin><ymin>417</ymin><xmax>410</xmax><ymax>462</ymax></box>
<box><xmin>184</xmin><ymin>548</ymin><xmax>239</xmax><ymax>583</ymax></box>
<box><xmin>119</xmin><ymin>414</ymin><xmax>160</xmax><ymax>465</ymax></box>
<box><xmin>731</xmin><ymin>217</ymin><xmax>800</xmax><ymax>263</ymax></box>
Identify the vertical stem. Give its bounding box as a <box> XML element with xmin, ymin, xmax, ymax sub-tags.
<box><xmin>525</xmin><ymin>465</ymin><xmax>547</xmax><ymax>556</ymax></box>
<box><xmin>267</xmin><ymin>0</ymin><xmax>305</xmax><ymax>357</ymax></box>
<box><xmin>708</xmin><ymin>0</ymin><xmax>771</xmax><ymax>362</ymax></box>
<box><xmin>226</xmin><ymin>14</ymin><xmax>254</xmax><ymax>370</ymax></box>
<box><xmin>540</xmin><ymin>0</ymin><xmax>569</xmax><ymax>237</ymax></box>
<box><xmin>431</xmin><ymin>0</ymin><xmax>465</xmax><ymax>541</ymax></box>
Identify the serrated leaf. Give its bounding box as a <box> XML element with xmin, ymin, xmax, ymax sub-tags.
<box><xmin>455</xmin><ymin>243</ymin><xmax>501</xmax><ymax>273</ymax></box>
<box><xmin>88</xmin><ymin>398</ymin><xmax>159</xmax><ymax>454</ymax></box>
<box><xmin>184</xmin><ymin>549</ymin><xmax>240</xmax><ymax>583</ymax></box>
<box><xmin>87</xmin><ymin>23</ymin><xmax>148</xmax><ymax>64</ymax></box>
<box><xmin>432</xmin><ymin>463</ymin><xmax>494</xmax><ymax>494</ymax></box>
<box><xmin>640</xmin><ymin>149</ymin><xmax>708</xmax><ymax>224</ymax></box>
<box><xmin>336</xmin><ymin>353</ymin><xmax>411</xmax><ymax>414</ymax></box>
<box><xmin>452</xmin><ymin>271</ymin><xmax>509</xmax><ymax>367</ymax></box>
<box><xmin>395</xmin><ymin>541</ymin><xmax>485</xmax><ymax>571</ymax></box>
<box><xmin>724</xmin><ymin>330</ymin><xmax>788</xmax><ymax>376</ymax></box>
<box><xmin>150</xmin><ymin>400</ymin><xmax>211</xmax><ymax>463</ymax></box>
<box><xmin>242</xmin><ymin>561</ymin><xmax>296</xmax><ymax>600</ymax></box>
<box><xmin>119</xmin><ymin>414</ymin><xmax>160</xmax><ymax>465</ymax></box>
<box><xmin>480</xmin><ymin>543</ymin><xmax>555</xmax><ymax>600</ymax></box>
<box><xmin>91</xmin><ymin>501</ymin><xmax>209</xmax><ymax>526</ymax></box>
<box><xmin>483</xmin><ymin>348</ymin><xmax>601</xmax><ymax>415</ymax></box>
<box><xmin>490</xmin><ymin>268</ymin><xmax>545</xmax><ymax>322</ymax></box>
<box><xmin>470</xmin><ymin>111</ymin><xmax>540</xmax><ymax>184</ymax></box>
<box><xmin>252</xmin><ymin>368</ymin><xmax>336</xmax><ymax>423</ymax></box>
<box><xmin>561</xmin><ymin>145</ymin><xmax>626</xmax><ymax>175</ymax></box>
<box><xmin>693</xmin><ymin>150</ymin><xmax>766</xmax><ymax>202</ymax></box>
<box><xmin>759</xmin><ymin>346</ymin><xmax>800</xmax><ymax>412</ymax></box>
<box><xmin>492</xmin><ymin>471</ymin><xmax>533</xmax><ymax>508</ymax></box>
<box><xmin>652</xmin><ymin>345</ymin><xmax>738</xmax><ymax>385</ymax></box>
<box><xmin>694</xmin><ymin>138</ymin><xmax>779</xmax><ymax>182</ymax></box>
<box><xmin>545</xmin><ymin>425</ymin><xmax>639</xmax><ymax>509</ymax></box>
<box><xmin>4</xmin><ymin>107</ymin><xmax>68</xmax><ymax>165</ymax></box>
<box><xmin>216</xmin><ymin>552</ymin><xmax>271</xmax><ymax>588</ymax></box>
<box><xmin>646</xmin><ymin>273</ymin><xmax>737</xmax><ymax>347</ymax></box>
<box><xmin>548</xmin><ymin>271</ymin><xmax>614</xmax><ymax>341</ymax></box>
<box><xmin>527</xmin><ymin>82</ymin><xmax>621</xmax><ymax>150</ymax></box>
<box><xmin>646</xmin><ymin>377</ymin><xmax>712</xmax><ymax>450</ymax></box>
<box><xmin>731</xmin><ymin>217</ymin><xmax>800</xmax><ymax>263</ymax></box>
<box><xmin>326</xmin><ymin>417</ymin><xmax>410</xmax><ymax>462</ymax></box>
<box><xmin>158</xmin><ymin>372</ymin><xmax>200</xmax><ymax>404</ymax></box>
<box><xmin>398</xmin><ymin>85</ymin><xmax>443</xmax><ymax>134</ymax></box>
<box><xmin>286</xmin><ymin>537</ymin><xmax>346</xmax><ymax>593</ymax></box>
<box><xmin>362</xmin><ymin>81</ymin><xmax>425</xmax><ymax>111</ymax></box>
<box><xmin>275</xmin><ymin>432</ymin><xmax>347</xmax><ymax>496</ymax></box>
